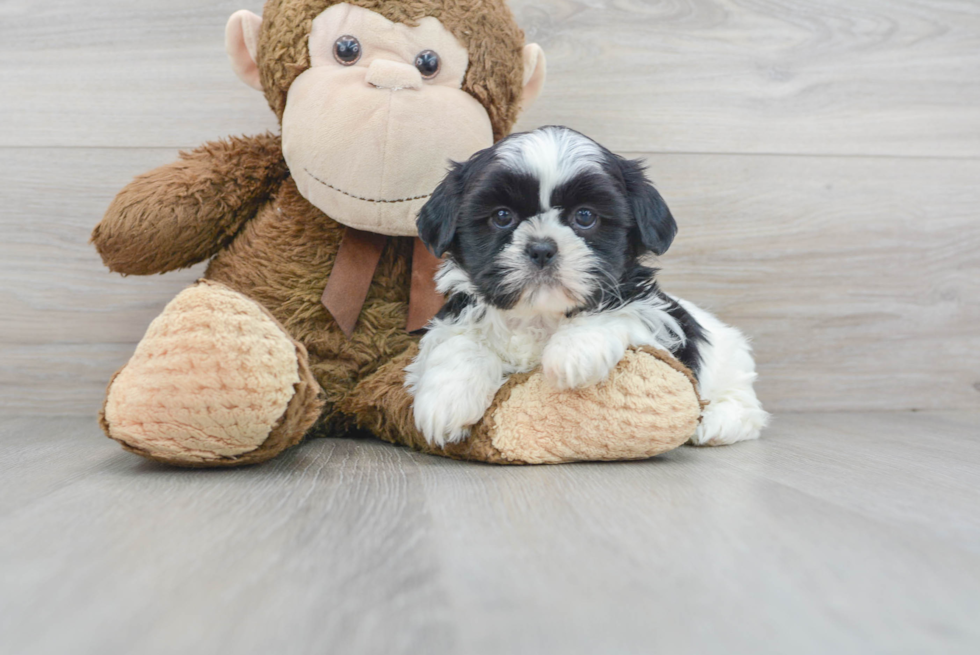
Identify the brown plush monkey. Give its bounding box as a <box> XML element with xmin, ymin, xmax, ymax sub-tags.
<box><xmin>92</xmin><ymin>0</ymin><xmax>702</xmax><ymax>467</ymax></box>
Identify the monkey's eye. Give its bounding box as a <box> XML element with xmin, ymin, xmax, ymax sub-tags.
<box><xmin>333</xmin><ymin>36</ymin><xmax>361</xmax><ymax>65</ymax></box>
<box><xmin>573</xmin><ymin>208</ymin><xmax>598</xmax><ymax>230</ymax></box>
<box><xmin>415</xmin><ymin>50</ymin><xmax>441</xmax><ymax>79</ymax></box>
<box><xmin>490</xmin><ymin>208</ymin><xmax>515</xmax><ymax>229</ymax></box>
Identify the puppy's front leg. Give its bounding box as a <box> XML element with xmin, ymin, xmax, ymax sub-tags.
<box><xmin>542</xmin><ymin>318</ymin><xmax>628</xmax><ymax>390</ymax></box>
<box><xmin>405</xmin><ymin>332</ymin><xmax>506</xmax><ymax>447</ymax></box>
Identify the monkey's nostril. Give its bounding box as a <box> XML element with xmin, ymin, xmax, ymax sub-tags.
<box><xmin>526</xmin><ymin>239</ymin><xmax>558</xmax><ymax>268</ymax></box>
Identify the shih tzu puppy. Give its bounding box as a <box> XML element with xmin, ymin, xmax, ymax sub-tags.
<box><xmin>406</xmin><ymin>126</ymin><xmax>769</xmax><ymax>448</ymax></box>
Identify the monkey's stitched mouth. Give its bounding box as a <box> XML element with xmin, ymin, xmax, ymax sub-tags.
<box><xmin>304</xmin><ymin>168</ymin><xmax>432</xmax><ymax>204</ymax></box>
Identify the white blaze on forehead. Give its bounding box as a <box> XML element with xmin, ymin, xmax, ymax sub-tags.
<box><xmin>495</xmin><ymin>127</ymin><xmax>604</xmax><ymax>209</ymax></box>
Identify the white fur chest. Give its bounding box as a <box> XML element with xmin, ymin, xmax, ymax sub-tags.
<box><xmin>486</xmin><ymin>307</ymin><xmax>564</xmax><ymax>373</ymax></box>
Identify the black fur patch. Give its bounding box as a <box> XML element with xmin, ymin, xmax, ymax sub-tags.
<box><xmin>659</xmin><ymin>293</ymin><xmax>708</xmax><ymax>376</ymax></box>
<box><xmin>435</xmin><ymin>292</ymin><xmax>476</xmax><ymax>321</ymax></box>
<box><xmin>591</xmin><ymin>263</ymin><xmax>708</xmax><ymax>376</ymax></box>
<box><xmin>449</xmin><ymin>166</ymin><xmax>542</xmax><ymax>309</ymax></box>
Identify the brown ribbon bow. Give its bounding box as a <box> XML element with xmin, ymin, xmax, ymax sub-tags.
<box><xmin>321</xmin><ymin>227</ymin><xmax>444</xmax><ymax>338</ymax></box>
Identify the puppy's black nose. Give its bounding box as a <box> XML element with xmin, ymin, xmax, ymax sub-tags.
<box><xmin>526</xmin><ymin>239</ymin><xmax>558</xmax><ymax>268</ymax></box>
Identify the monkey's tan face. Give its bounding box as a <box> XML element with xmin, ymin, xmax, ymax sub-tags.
<box><xmin>280</xmin><ymin>4</ymin><xmax>494</xmax><ymax>236</ymax></box>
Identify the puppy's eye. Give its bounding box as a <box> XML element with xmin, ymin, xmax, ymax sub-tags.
<box><xmin>334</xmin><ymin>36</ymin><xmax>361</xmax><ymax>65</ymax></box>
<box><xmin>573</xmin><ymin>208</ymin><xmax>598</xmax><ymax>230</ymax></box>
<box><xmin>415</xmin><ymin>50</ymin><xmax>440</xmax><ymax>79</ymax></box>
<box><xmin>490</xmin><ymin>208</ymin><xmax>515</xmax><ymax>229</ymax></box>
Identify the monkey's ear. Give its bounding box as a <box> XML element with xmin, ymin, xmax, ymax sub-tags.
<box><xmin>417</xmin><ymin>164</ymin><xmax>464</xmax><ymax>257</ymax></box>
<box><xmin>226</xmin><ymin>10</ymin><xmax>264</xmax><ymax>91</ymax></box>
<box><xmin>620</xmin><ymin>158</ymin><xmax>677</xmax><ymax>256</ymax></box>
<box><xmin>520</xmin><ymin>44</ymin><xmax>547</xmax><ymax>112</ymax></box>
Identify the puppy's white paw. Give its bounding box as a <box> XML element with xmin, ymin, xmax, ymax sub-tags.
<box><xmin>691</xmin><ymin>397</ymin><xmax>770</xmax><ymax>446</ymax></box>
<box><xmin>411</xmin><ymin>378</ymin><xmax>494</xmax><ymax>447</ymax></box>
<box><xmin>406</xmin><ymin>332</ymin><xmax>506</xmax><ymax>448</ymax></box>
<box><xmin>542</xmin><ymin>330</ymin><xmax>625</xmax><ymax>390</ymax></box>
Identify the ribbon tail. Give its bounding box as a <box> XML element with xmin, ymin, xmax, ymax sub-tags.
<box><xmin>321</xmin><ymin>228</ymin><xmax>387</xmax><ymax>338</ymax></box>
<box><xmin>407</xmin><ymin>238</ymin><xmax>445</xmax><ymax>333</ymax></box>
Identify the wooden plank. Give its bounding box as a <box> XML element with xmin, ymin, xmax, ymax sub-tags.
<box><xmin>0</xmin><ymin>0</ymin><xmax>276</xmax><ymax>149</ymax></box>
<box><xmin>0</xmin><ymin>146</ymin><xmax>202</xmax><ymax>415</ymax></box>
<box><xmin>0</xmin><ymin>416</ymin><xmax>134</xmax><ymax>515</ymax></box>
<box><xmin>0</xmin><ymin>421</ymin><xmax>455</xmax><ymax>655</ymax></box>
<box><xmin>1</xmin><ymin>413</ymin><xmax>979</xmax><ymax>655</ymax></box>
<box><xmin>0</xmin><ymin>147</ymin><xmax>203</xmax><ymax>347</ymax></box>
<box><xmin>3</xmin><ymin>147</ymin><xmax>976</xmax><ymax>414</ymax></box>
<box><xmin>642</xmin><ymin>152</ymin><xmax>980</xmax><ymax>411</ymax></box>
<box><xmin>414</xmin><ymin>413</ymin><xmax>980</xmax><ymax>654</ymax></box>
<box><xmin>0</xmin><ymin>343</ymin><xmax>140</xmax><ymax>415</ymax></box>
<box><xmin>1</xmin><ymin>0</ymin><xmax>979</xmax><ymax>157</ymax></box>
<box><xmin>705</xmin><ymin>411</ymin><xmax>980</xmax><ymax>548</ymax></box>
<box><xmin>513</xmin><ymin>0</ymin><xmax>980</xmax><ymax>157</ymax></box>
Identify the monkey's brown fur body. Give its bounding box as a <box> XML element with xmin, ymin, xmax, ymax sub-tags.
<box><xmin>92</xmin><ymin>0</ymin><xmax>702</xmax><ymax>467</ymax></box>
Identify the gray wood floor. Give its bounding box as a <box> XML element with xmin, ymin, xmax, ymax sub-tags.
<box><xmin>3</xmin><ymin>2</ymin><xmax>979</xmax><ymax>654</ymax></box>
<box><xmin>2</xmin><ymin>412</ymin><xmax>979</xmax><ymax>655</ymax></box>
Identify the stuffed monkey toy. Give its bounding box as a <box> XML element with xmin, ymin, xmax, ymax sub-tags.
<box><xmin>92</xmin><ymin>0</ymin><xmax>702</xmax><ymax>467</ymax></box>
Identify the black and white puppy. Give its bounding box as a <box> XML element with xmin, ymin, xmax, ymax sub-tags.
<box><xmin>406</xmin><ymin>126</ymin><xmax>768</xmax><ymax>447</ymax></box>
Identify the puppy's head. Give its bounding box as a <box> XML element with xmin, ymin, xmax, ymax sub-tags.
<box><xmin>417</xmin><ymin>126</ymin><xmax>676</xmax><ymax>313</ymax></box>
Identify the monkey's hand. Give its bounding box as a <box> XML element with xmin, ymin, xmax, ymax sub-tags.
<box><xmin>92</xmin><ymin>133</ymin><xmax>288</xmax><ymax>275</ymax></box>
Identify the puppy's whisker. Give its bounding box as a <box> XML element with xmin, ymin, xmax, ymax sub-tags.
<box><xmin>588</xmin><ymin>266</ymin><xmax>625</xmax><ymax>309</ymax></box>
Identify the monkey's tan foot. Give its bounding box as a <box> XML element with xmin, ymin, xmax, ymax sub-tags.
<box><xmin>349</xmin><ymin>345</ymin><xmax>701</xmax><ymax>464</ymax></box>
<box><xmin>100</xmin><ymin>280</ymin><xmax>324</xmax><ymax>467</ymax></box>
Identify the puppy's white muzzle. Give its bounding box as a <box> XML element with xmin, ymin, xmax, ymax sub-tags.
<box><xmin>497</xmin><ymin>211</ymin><xmax>598</xmax><ymax>313</ymax></box>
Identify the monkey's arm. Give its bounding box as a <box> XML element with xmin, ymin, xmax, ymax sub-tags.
<box><xmin>92</xmin><ymin>133</ymin><xmax>288</xmax><ymax>275</ymax></box>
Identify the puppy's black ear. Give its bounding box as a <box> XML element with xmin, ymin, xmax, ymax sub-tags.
<box><xmin>417</xmin><ymin>162</ymin><xmax>464</xmax><ymax>257</ymax></box>
<box><xmin>620</xmin><ymin>157</ymin><xmax>677</xmax><ymax>256</ymax></box>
